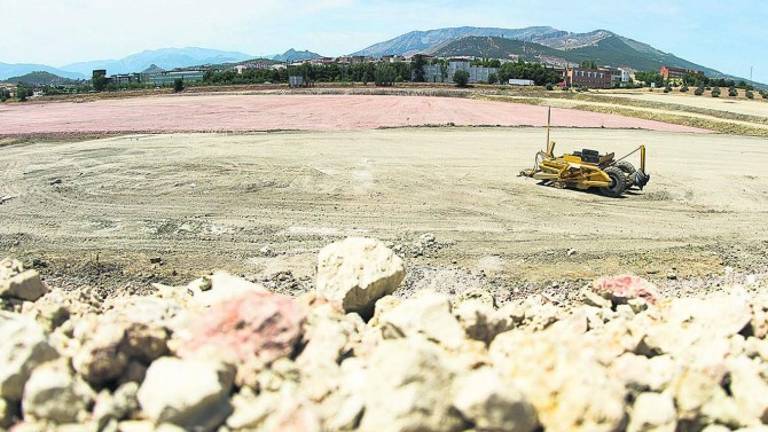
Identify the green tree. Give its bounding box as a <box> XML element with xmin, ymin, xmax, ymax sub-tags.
<box><xmin>680</xmin><ymin>84</ymin><xmax>689</xmax><ymax>92</ymax></box>
<box><xmin>0</xmin><ymin>89</ymin><xmax>8</xmax><ymax>102</ymax></box>
<box><xmin>17</xmin><ymin>86</ymin><xmax>28</xmax><ymax>101</ymax></box>
<box><xmin>173</xmin><ymin>79</ymin><xmax>185</xmax><ymax>93</ymax></box>
<box><xmin>728</xmin><ymin>87</ymin><xmax>738</xmax><ymax>97</ymax></box>
<box><xmin>711</xmin><ymin>86</ymin><xmax>721</xmax><ymax>97</ymax></box>
<box><xmin>374</xmin><ymin>63</ymin><xmax>396</xmax><ymax>86</ymax></box>
<box><xmin>411</xmin><ymin>55</ymin><xmax>426</xmax><ymax>82</ymax></box>
<box><xmin>453</xmin><ymin>70</ymin><xmax>470</xmax><ymax>87</ymax></box>
<box><xmin>580</xmin><ymin>60</ymin><xmax>598</xmax><ymax>69</ymax></box>
<box><xmin>487</xmin><ymin>73</ymin><xmax>498</xmax><ymax>84</ymax></box>
<box><xmin>746</xmin><ymin>90</ymin><xmax>754</xmax><ymax>99</ymax></box>
<box><xmin>694</xmin><ymin>87</ymin><xmax>704</xmax><ymax>96</ymax></box>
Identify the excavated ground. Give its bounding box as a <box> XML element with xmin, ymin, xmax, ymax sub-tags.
<box><xmin>1</xmin><ymin>127</ymin><xmax>767</xmax><ymax>300</ymax></box>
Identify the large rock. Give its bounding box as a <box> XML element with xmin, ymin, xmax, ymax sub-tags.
<box><xmin>490</xmin><ymin>328</ymin><xmax>627</xmax><ymax>432</ymax></box>
<box><xmin>316</xmin><ymin>238</ymin><xmax>405</xmax><ymax>317</ymax></box>
<box><xmin>0</xmin><ymin>312</ymin><xmax>59</xmax><ymax>401</ymax></box>
<box><xmin>93</xmin><ymin>382</ymin><xmax>139</xmax><ymax>429</ymax></box>
<box><xmin>358</xmin><ymin>336</ymin><xmax>465</xmax><ymax>432</ymax></box>
<box><xmin>137</xmin><ymin>357</ymin><xmax>234</xmax><ymax>432</ymax></box>
<box><xmin>176</xmin><ymin>291</ymin><xmax>305</xmax><ymax>367</ymax></box>
<box><xmin>0</xmin><ymin>259</ymin><xmax>47</xmax><ymax>302</ymax></box>
<box><xmin>627</xmin><ymin>392</ymin><xmax>676</xmax><ymax>432</ymax></box>
<box><xmin>73</xmin><ymin>321</ymin><xmax>129</xmax><ymax>386</ymax></box>
<box><xmin>21</xmin><ymin>359</ymin><xmax>95</xmax><ymax>424</ymax></box>
<box><xmin>728</xmin><ymin>357</ymin><xmax>768</xmax><ymax>424</ymax></box>
<box><xmin>379</xmin><ymin>292</ymin><xmax>465</xmax><ymax>350</ymax></box>
<box><xmin>452</xmin><ymin>368</ymin><xmax>539</xmax><ymax>432</ymax></box>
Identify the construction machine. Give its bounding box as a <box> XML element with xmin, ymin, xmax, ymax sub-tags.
<box><xmin>519</xmin><ymin>108</ymin><xmax>650</xmax><ymax>197</ymax></box>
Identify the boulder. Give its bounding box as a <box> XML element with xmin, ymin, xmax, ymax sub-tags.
<box><xmin>452</xmin><ymin>368</ymin><xmax>539</xmax><ymax>432</ymax></box>
<box><xmin>627</xmin><ymin>392</ymin><xmax>676</xmax><ymax>432</ymax></box>
<box><xmin>0</xmin><ymin>258</ymin><xmax>48</xmax><ymax>302</ymax></box>
<box><xmin>93</xmin><ymin>382</ymin><xmax>140</xmax><ymax>429</ymax></box>
<box><xmin>22</xmin><ymin>359</ymin><xmax>95</xmax><ymax>424</ymax></box>
<box><xmin>728</xmin><ymin>357</ymin><xmax>768</xmax><ymax>424</ymax></box>
<box><xmin>137</xmin><ymin>357</ymin><xmax>234</xmax><ymax>432</ymax></box>
<box><xmin>379</xmin><ymin>292</ymin><xmax>465</xmax><ymax>349</ymax></box>
<box><xmin>490</xmin><ymin>328</ymin><xmax>626</xmax><ymax>432</ymax></box>
<box><xmin>0</xmin><ymin>312</ymin><xmax>59</xmax><ymax>401</ymax></box>
<box><xmin>358</xmin><ymin>336</ymin><xmax>465</xmax><ymax>432</ymax></box>
<box><xmin>176</xmin><ymin>291</ymin><xmax>305</xmax><ymax>366</ymax></box>
<box><xmin>73</xmin><ymin>321</ymin><xmax>129</xmax><ymax>386</ymax></box>
<box><xmin>316</xmin><ymin>238</ymin><xmax>405</xmax><ymax>317</ymax></box>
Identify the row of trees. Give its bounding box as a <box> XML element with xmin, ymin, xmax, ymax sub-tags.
<box><xmin>497</xmin><ymin>61</ymin><xmax>562</xmax><ymax>86</ymax></box>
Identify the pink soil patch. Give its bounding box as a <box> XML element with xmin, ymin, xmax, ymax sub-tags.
<box><xmin>0</xmin><ymin>94</ymin><xmax>708</xmax><ymax>135</ymax></box>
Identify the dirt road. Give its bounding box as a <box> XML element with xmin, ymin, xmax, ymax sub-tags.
<box><xmin>0</xmin><ymin>94</ymin><xmax>706</xmax><ymax>135</ymax></box>
<box><xmin>1</xmin><ymin>127</ymin><xmax>766</xmax><ymax>295</ymax></box>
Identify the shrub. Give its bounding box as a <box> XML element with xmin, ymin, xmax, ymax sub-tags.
<box><xmin>728</xmin><ymin>87</ymin><xmax>738</xmax><ymax>97</ymax></box>
<box><xmin>711</xmin><ymin>87</ymin><xmax>721</xmax><ymax>97</ymax></box>
<box><xmin>453</xmin><ymin>70</ymin><xmax>469</xmax><ymax>87</ymax></box>
<box><xmin>17</xmin><ymin>86</ymin><xmax>28</xmax><ymax>101</ymax></box>
<box><xmin>487</xmin><ymin>73</ymin><xmax>498</xmax><ymax>85</ymax></box>
<box><xmin>173</xmin><ymin>79</ymin><xmax>185</xmax><ymax>93</ymax></box>
<box><xmin>694</xmin><ymin>87</ymin><xmax>704</xmax><ymax>96</ymax></box>
<box><xmin>545</xmin><ymin>83</ymin><xmax>554</xmax><ymax>91</ymax></box>
<box><xmin>746</xmin><ymin>90</ymin><xmax>754</xmax><ymax>99</ymax></box>
<box><xmin>763</xmin><ymin>91</ymin><xmax>768</xmax><ymax>99</ymax></box>
<box><xmin>680</xmin><ymin>84</ymin><xmax>689</xmax><ymax>93</ymax></box>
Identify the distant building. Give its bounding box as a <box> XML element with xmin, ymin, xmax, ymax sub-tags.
<box><xmin>421</xmin><ymin>60</ymin><xmax>499</xmax><ymax>84</ymax></box>
<box><xmin>660</xmin><ymin>66</ymin><xmax>694</xmax><ymax>82</ymax></box>
<box><xmin>143</xmin><ymin>70</ymin><xmax>205</xmax><ymax>86</ymax></box>
<box><xmin>566</xmin><ymin>67</ymin><xmax>612</xmax><ymax>88</ymax></box>
<box><xmin>509</xmin><ymin>79</ymin><xmax>535</xmax><ymax>86</ymax></box>
<box><xmin>289</xmin><ymin>75</ymin><xmax>311</xmax><ymax>88</ymax></box>
<box><xmin>234</xmin><ymin>60</ymin><xmax>274</xmax><ymax>74</ymax></box>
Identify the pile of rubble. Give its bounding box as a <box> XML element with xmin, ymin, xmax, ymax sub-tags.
<box><xmin>3</xmin><ymin>238</ymin><xmax>768</xmax><ymax>432</ymax></box>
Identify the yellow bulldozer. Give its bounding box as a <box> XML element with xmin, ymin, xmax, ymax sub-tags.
<box><xmin>519</xmin><ymin>108</ymin><xmax>650</xmax><ymax>198</ymax></box>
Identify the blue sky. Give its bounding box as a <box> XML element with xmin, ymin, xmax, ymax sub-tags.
<box><xmin>1</xmin><ymin>0</ymin><xmax>766</xmax><ymax>82</ymax></box>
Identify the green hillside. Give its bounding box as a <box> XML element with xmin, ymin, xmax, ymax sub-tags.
<box><xmin>7</xmin><ymin>71</ymin><xmax>78</xmax><ymax>86</ymax></box>
<box><xmin>433</xmin><ymin>36</ymin><xmax>760</xmax><ymax>87</ymax></box>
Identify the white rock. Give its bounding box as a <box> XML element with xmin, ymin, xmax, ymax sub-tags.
<box><xmin>380</xmin><ymin>292</ymin><xmax>465</xmax><ymax>349</ymax></box>
<box><xmin>188</xmin><ymin>272</ymin><xmax>267</xmax><ymax>307</ymax></box>
<box><xmin>72</xmin><ymin>321</ymin><xmax>128</xmax><ymax>386</ymax></box>
<box><xmin>728</xmin><ymin>357</ymin><xmax>768</xmax><ymax>423</ymax></box>
<box><xmin>22</xmin><ymin>359</ymin><xmax>95</xmax><ymax>424</ymax></box>
<box><xmin>358</xmin><ymin>336</ymin><xmax>464</xmax><ymax>432</ymax></box>
<box><xmin>0</xmin><ymin>312</ymin><xmax>59</xmax><ymax>401</ymax></box>
<box><xmin>0</xmin><ymin>259</ymin><xmax>47</xmax><ymax>301</ymax></box>
<box><xmin>137</xmin><ymin>357</ymin><xmax>234</xmax><ymax>432</ymax></box>
<box><xmin>452</xmin><ymin>368</ymin><xmax>539</xmax><ymax>432</ymax></box>
<box><xmin>316</xmin><ymin>237</ymin><xmax>405</xmax><ymax>317</ymax></box>
<box><xmin>627</xmin><ymin>392</ymin><xmax>676</xmax><ymax>432</ymax></box>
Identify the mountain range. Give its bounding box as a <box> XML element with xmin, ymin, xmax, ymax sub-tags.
<box><xmin>0</xmin><ymin>48</ymin><xmax>324</xmax><ymax>81</ymax></box>
<box><xmin>0</xmin><ymin>27</ymin><xmax>761</xmax><ymax>86</ymax></box>
<box><xmin>354</xmin><ymin>26</ymin><xmax>759</xmax><ymax>85</ymax></box>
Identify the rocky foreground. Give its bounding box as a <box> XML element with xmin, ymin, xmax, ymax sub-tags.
<box><xmin>3</xmin><ymin>238</ymin><xmax>768</xmax><ymax>432</ymax></box>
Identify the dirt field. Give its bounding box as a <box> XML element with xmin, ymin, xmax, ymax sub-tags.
<box><xmin>2</xmin><ymin>127</ymin><xmax>767</xmax><ymax>298</ymax></box>
<box><xmin>0</xmin><ymin>94</ymin><xmax>707</xmax><ymax>135</ymax></box>
<box><xmin>597</xmin><ymin>90</ymin><xmax>768</xmax><ymax>118</ymax></box>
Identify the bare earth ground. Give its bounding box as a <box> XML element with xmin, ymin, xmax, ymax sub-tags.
<box><xmin>597</xmin><ymin>89</ymin><xmax>768</xmax><ymax>118</ymax></box>
<box><xmin>2</xmin><ymin>127</ymin><xmax>767</xmax><ymax>301</ymax></box>
<box><xmin>0</xmin><ymin>94</ymin><xmax>706</xmax><ymax>135</ymax></box>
